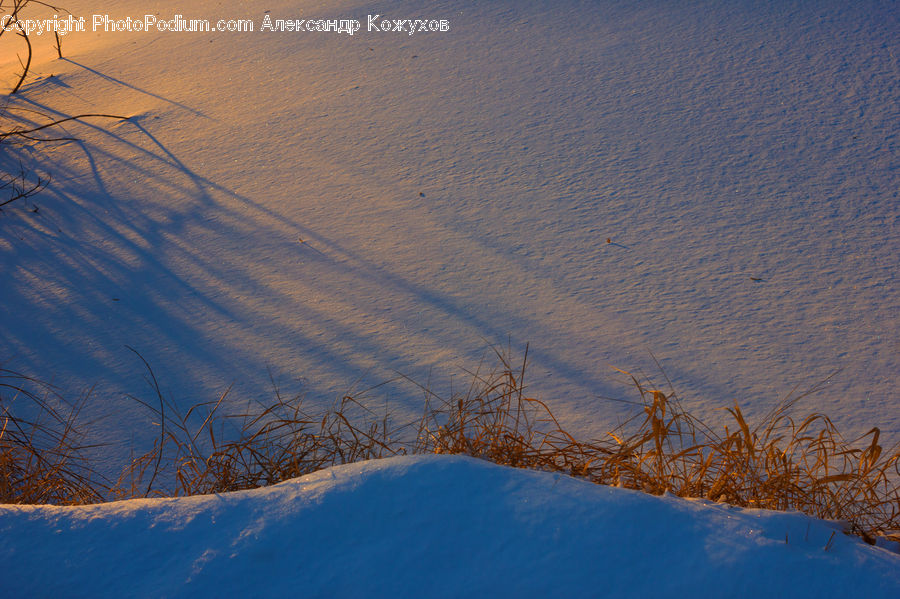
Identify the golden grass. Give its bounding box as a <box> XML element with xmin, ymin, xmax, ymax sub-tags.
<box><xmin>0</xmin><ymin>369</ymin><xmax>103</xmax><ymax>504</ymax></box>
<box><xmin>2</xmin><ymin>346</ymin><xmax>899</xmax><ymax>547</ymax></box>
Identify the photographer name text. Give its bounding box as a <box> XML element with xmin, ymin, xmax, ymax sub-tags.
<box><xmin>1</xmin><ymin>13</ymin><xmax>450</xmax><ymax>36</ymax></box>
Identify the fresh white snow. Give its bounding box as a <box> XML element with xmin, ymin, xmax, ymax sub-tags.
<box><xmin>2</xmin><ymin>455</ymin><xmax>899</xmax><ymax>598</ymax></box>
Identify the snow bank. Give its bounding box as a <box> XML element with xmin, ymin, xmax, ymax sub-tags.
<box><xmin>2</xmin><ymin>455</ymin><xmax>899</xmax><ymax>598</ymax></box>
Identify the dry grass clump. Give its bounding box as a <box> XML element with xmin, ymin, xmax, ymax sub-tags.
<box><xmin>2</xmin><ymin>347</ymin><xmax>899</xmax><ymax>547</ymax></box>
<box><xmin>588</xmin><ymin>374</ymin><xmax>900</xmax><ymax>545</ymax></box>
<box><xmin>114</xmin><ymin>389</ymin><xmax>404</xmax><ymax>499</ymax></box>
<box><xmin>0</xmin><ymin>368</ymin><xmax>103</xmax><ymax>504</ymax></box>
<box><xmin>410</xmin><ymin>348</ymin><xmax>900</xmax><ymax>545</ymax></box>
<box><xmin>110</xmin><ymin>349</ymin><xmax>405</xmax><ymax>499</ymax></box>
<box><xmin>412</xmin><ymin>347</ymin><xmax>604</xmax><ymax>476</ymax></box>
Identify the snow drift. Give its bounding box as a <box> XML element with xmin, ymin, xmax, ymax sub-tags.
<box><xmin>2</xmin><ymin>455</ymin><xmax>899</xmax><ymax>598</ymax></box>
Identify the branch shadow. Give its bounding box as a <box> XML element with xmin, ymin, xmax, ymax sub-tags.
<box><xmin>2</xmin><ymin>64</ymin><xmax>636</xmax><ymax>460</ymax></box>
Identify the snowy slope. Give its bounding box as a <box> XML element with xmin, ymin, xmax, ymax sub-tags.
<box><xmin>2</xmin><ymin>0</ymin><xmax>899</xmax><ymax>459</ymax></box>
<box><xmin>2</xmin><ymin>455</ymin><xmax>899</xmax><ymax>598</ymax></box>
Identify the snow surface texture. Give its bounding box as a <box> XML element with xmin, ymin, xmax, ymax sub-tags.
<box><xmin>1</xmin><ymin>455</ymin><xmax>899</xmax><ymax>598</ymax></box>
<box><xmin>2</xmin><ymin>0</ymin><xmax>899</xmax><ymax>455</ymax></box>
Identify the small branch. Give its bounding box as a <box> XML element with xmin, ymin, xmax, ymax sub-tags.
<box><xmin>0</xmin><ymin>113</ymin><xmax>130</xmax><ymax>142</ymax></box>
<box><xmin>10</xmin><ymin>27</ymin><xmax>33</xmax><ymax>94</ymax></box>
<box><xmin>0</xmin><ymin>160</ymin><xmax>48</xmax><ymax>208</ymax></box>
